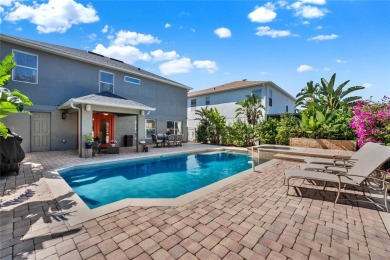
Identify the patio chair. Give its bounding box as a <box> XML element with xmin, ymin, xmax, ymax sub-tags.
<box><xmin>151</xmin><ymin>134</ymin><xmax>163</xmax><ymax>148</ymax></box>
<box><xmin>175</xmin><ymin>134</ymin><xmax>183</xmax><ymax>146</ymax></box>
<box><xmin>284</xmin><ymin>143</ymin><xmax>390</xmax><ymax>212</ymax></box>
<box><xmin>167</xmin><ymin>135</ymin><xmax>176</xmax><ymax>147</ymax></box>
<box><xmin>303</xmin><ymin>142</ymin><xmax>377</xmax><ymax>167</ymax></box>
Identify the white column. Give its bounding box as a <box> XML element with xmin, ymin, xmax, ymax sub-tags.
<box><xmin>137</xmin><ymin>112</ymin><xmax>146</xmax><ymax>152</ymax></box>
<box><xmin>80</xmin><ymin>105</ymin><xmax>93</xmax><ymax>157</ymax></box>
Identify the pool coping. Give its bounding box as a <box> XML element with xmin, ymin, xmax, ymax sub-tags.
<box><xmin>44</xmin><ymin>147</ymin><xmax>275</xmax><ymax>226</ymax></box>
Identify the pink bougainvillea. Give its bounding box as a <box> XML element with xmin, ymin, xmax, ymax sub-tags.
<box><xmin>349</xmin><ymin>96</ymin><xmax>390</xmax><ymax>148</ymax></box>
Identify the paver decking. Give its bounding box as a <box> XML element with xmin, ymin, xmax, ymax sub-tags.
<box><xmin>1</xmin><ymin>144</ymin><xmax>389</xmax><ymax>259</ymax></box>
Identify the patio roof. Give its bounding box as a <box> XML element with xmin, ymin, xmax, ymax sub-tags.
<box><xmin>58</xmin><ymin>91</ymin><xmax>156</xmax><ymax>111</ymax></box>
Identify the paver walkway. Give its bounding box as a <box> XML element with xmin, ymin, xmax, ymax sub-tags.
<box><xmin>1</xmin><ymin>144</ymin><xmax>389</xmax><ymax>259</ymax></box>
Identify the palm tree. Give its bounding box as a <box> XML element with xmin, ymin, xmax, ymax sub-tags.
<box><xmin>235</xmin><ymin>94</ymin><xmax>265</xmax><ymax>129</ymax></box>
<box><xmin>318</xmin><ymin>73</ymin><xmax>364</xmax><ymax>110</ymax></box>
<box><xmin>295</xmin><ymin>73</ymin><xmax>364</xmax><ymax>111</ymax></box>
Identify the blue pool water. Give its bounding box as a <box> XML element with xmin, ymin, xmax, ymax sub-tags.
<box><xmin>59</xmin><ymin>151</ymin><xmax>257</xmax><ymax>209</ymax></box>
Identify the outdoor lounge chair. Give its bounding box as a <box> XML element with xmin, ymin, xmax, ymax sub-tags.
<box><xmin>304</xmin><ymin>142</ymin><xmax>377</xmax><ymax>167</ymax></box>
<box><xmin>152</xmin><ymin>134</ymin><xmax>163</xmax><ymax>148</ymax></box>
<box><xmin>284</xmin><ymin>143</ymin><xmax>390</xmax><ymax>212</ymax></box>
<box><xmin>300</xmin><ymin>142</ymin><xmax>379</xmax><ymax>172</ymax></box>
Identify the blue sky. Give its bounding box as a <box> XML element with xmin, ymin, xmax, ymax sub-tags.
<box><xmin>0</xmin><ymin>0</ymin><xmax>389</xmax><ymax>101</ymax></box>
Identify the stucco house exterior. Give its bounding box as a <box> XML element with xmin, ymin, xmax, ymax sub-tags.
<box><xmin>187</xmin><ymin>80</ymin><xmax>296</xmax><ymax>141</ymax></box>
<box><xmin>0</xmin><ymin>34</ymin><xmax>191</xmax><ymax>156</ymax></box>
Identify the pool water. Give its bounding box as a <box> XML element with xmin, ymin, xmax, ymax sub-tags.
<box><xmin>59</xmin><ymin>151</ymin><xmax>257</xmax><ymax>209</ymax></box>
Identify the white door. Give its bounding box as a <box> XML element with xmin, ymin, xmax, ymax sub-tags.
<box><xmin>31</xmin><ymin>113</ymin><xmax>50</xmax><ymax>152</ymax></box>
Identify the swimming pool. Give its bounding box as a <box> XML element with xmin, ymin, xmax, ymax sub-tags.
<box><xmin>59</xmin><ymin>151</ymin><xmax>256</xmax><ymax>209</ymax></box>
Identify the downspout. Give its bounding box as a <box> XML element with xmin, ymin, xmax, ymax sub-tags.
<box><xmin>70</xmin><ymin>102</ymin><xmax>82</xmax><ymax>157</ymax></box>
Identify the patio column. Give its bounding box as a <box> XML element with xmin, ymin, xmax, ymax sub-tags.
<box><xmin>80</xmin><ymin>105</ymin><xmax>93</xmax><ymax>157</ymax></box>
<box><xmin>137</xmin><ymin>112</ymin><xmax>146</xmax><ymax>152</ymax></box>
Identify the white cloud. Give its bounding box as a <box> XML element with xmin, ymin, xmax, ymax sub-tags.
<box><xmin>112</xmin><ymin>30</ymin><xmax>161</xmax><ymax>46</ymax></box>
<box><xmin>302</xmin><ymin>20</ymin><xmax>310</xmax><ymax>25</ymax></box>
<box><xmin>165</xmin><ymin>23</ymin><xmax>171</xmax><ymax>28</ymax></box>
<box><xmin>336</xmin><ymin>59</ymin><xmax>347</xmax><ymax>63</ymax></box>
<box><xmin>159</xmin><ymin>58</ymin><xmax>193</xmax><ymax>75</ymax></box>
<box><xmin>363</xmin><ymin>83</ymin><xmax>373</xmax><ymax>89</ymax></box>
<box><xmin>308</xmin><ymin>34</ymin><xmax>338</xmax><ymax>41</ymax></box>
<box><xmin>295</xmin><ymin>5</ymin><xmax>328</xmax><ymax>18</ymax></box>
<box><xmin>150</xmin><ymin>49</ymin><xmax>179</xmax><ymax>62</ymax></box>
<box><xmin>101</xmin><ymin>24</ymin><xmax>109</xmax><ymax>33</ymax></box>
<box><xmin>214</xmin><ymin>27</ymin><xmax>232</xmax><ymax>38</ymax></box>
<box><xmin>15</xmin><ymin>27</ymin><xmax>22</xmax><ymax>31</ymax></box>
<box><xmin>248</xmin><ymin>4</ymin><xmax>277</xmax><ymax>23</ymax></box>
<box><xmin>5</xmin><ymin>0</ymin><xmax>99</xmax><ymax>33</ymax></box>
<box><xmin>297</xmin><ymin>65</ymin><xmax>313</xmax><ymax>72</ymax></box>
<box><xmin>93</xmin><ymin>44</ymin><xmax>151</xmax><ymax>64</ymax></box>
<box><xmin>324</xmin><ymin>67</ymin><xmax>330</xmax><ymax>71</ymax></box>
<box><xmin>260</xmin><ymin>71</ymin><xmax>269</xmax><ymax>75</ymax></box>
<box><xmin>0</xmin><ymin>0</ymin><xmax>14</xmax><ymax>7</ymax></box>
<box><xmin>88</xmin><ymin>33</ymin><xmax>97</xmax><ymax>41</ymax></box>
<box><xmin>255</xmin><ymin>26</ymin><xmax>292</xmax><ymax>38</ymax></box>
<box><xmin>193</xmin><ymin>60</ymin><xmax>219</xmax><ymax>73</ymax></box>
<box><xmin>300</xmin><ymin>0</ymin><xmax>326</xmax><ymax>5</ymax></box>
<box><xmin>315</xmin><ymin>25</ymin><xmax>322</xmax><ymax>29</ymax></box>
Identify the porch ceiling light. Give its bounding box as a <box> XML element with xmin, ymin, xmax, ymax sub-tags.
<box><xmin>85</xmin><ymin>104</ymin><xmax>91</xmax><ymax>111</ymax></box>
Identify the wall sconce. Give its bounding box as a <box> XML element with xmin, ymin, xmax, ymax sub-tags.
<box><xmin>62</xmin><ymin>112</ymin><xmax>66</xmax><ymax>120</ymax></box>
<box><xmin>140</xmin><ymin>110</ymin><xmax>145</xmax><ymax>116</ymax></box>
<box><xmin>85</xmin><ymin>104</ymin><xmax>91</xmax><ymax>111</ymax></box>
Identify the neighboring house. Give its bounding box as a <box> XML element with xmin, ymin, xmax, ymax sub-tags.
<box><xmin>187</xmin><ymin>80</ymin><xmax>296</xmax><ymax>141</ymax></box>
<box><xmin>0</xmin><ymin>34</ymin><xmax>191</xmax><ymax>155</ymax></box>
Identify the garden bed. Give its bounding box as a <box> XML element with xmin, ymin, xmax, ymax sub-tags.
<box><xmin>290</xmin><ymin>138</ymin><xmax>356</xmax><ymax>151</ymax></box>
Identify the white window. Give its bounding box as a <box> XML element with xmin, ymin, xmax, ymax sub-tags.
<box><xmin>124</xmin><ymin>76</ymin><xmax>141</xmax><ymax>85</ymax></box>
<box><xmin>100</xmin><ymin>71</ymin><xmax>114</xmax><ymax>93</ymax></box>
<box><xmin>12</xmin><ymin>50</ymin><xmax>38</xmax><ymax>84</ymax></box>
<box><xmin>269</xmin><ymin>89</ymin><xmax>273</xmax><ymax>107</ymax></box>
<box><xmin>167</xmin><ymin>121</ymin><xmax>182</xmax><ymax>135</ymax></box>
<box><xmin>252</xmin><ymin>89</ymin><xmax>262</xmax><ymax>99</ymax></box>
<box><xmin>145</xmin><ymin>119</ymin><xmax>156</xmax><ymax>139</ymax></box>
<box><xmin>205</xmin><ymin>97</ymin><xmax>210</xmax><ymax>105</ymax></box>
<box><xmin>191</xmin><ymin>99</ymin><xmax>196</xmax><ymax>111</ymax></box>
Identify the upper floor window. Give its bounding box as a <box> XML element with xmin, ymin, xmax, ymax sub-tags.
<box><xmin>269</xmin><ymin>89</ymin><xmax>273</xmax><ymax>107</ymax></box>
<box><xmin>124</xmin><ymin>76</ymin><xmax>140</xmax><ymax>85</ymax></box>
<box><xmin>12</xmin><ymin>50</ymin><xmax>38</xmax><ymax>84</ymax></box>
<box><xmin>100</xmin><ymin>71</ymin><xmax>114</xmax><ymax>93</ymax></box>
<box><xmin>205</xmin><ymin>97</ymin><xmax>210</xmax><ymax>105</ymax></box>
<box><xmin>191</xmin><ymin>99</ymin><xmax>196</xmax><ymax>111</ymax></box>
<box><xmin>252</xmin><ymin>89</ymin><xmax>262</xmax><ymax>100</ymax></box>
<box><xmin>286</xmin><ymin>105</ymin><xmax>289</xmax><ymax>113</ymax></box>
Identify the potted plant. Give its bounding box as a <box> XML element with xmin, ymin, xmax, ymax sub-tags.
<box><xmin>83</xmin><ymin>134</ymin><xmax>94</xmax><ymax>149</ymax></box>
<box><xmin>110</xmin><ymin>139</ymin><xmax>118</xmax><ymax>147</ymax></box>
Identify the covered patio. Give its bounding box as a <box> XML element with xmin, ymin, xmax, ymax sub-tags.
<box><xmin>1</xmin><ymin>144</ymin><xmax>390</xmax><ymax>259</ymax></box>
<box><xmin>58</xmin><ymin>92</ymin><xmax>155</xmax><ymax>157</ymax></box>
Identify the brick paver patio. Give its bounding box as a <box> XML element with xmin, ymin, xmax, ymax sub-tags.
<box><xmin>1</xmin><ymin>144</ymin><xmax>389</xmax><ymax>259</ymax></box>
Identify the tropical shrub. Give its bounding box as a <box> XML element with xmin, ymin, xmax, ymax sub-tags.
<box><xmin>255</xmin><ymin>118</ymin><xmax>279</xmax><ymax>144</ymax></box>
<box><xmin>275</xmin><ymin>115</ymin><xmax>300</xmax><ymax>145</ymax></box>
<box><xmin>195</xmin><ymin>107</ymin><xmax>226</xmax><ymax>145</ymax></box>
<box><xmin>0</xmin><ymin>54</ymin><xmax>33</xmax><ymax>138</ymax></box>
<box><xmin>235</xmin><ymin>94</ymin><xmax>264</xmax><ymax>146</ymax></box>
<box><xmin>322</xmin><ymin>108</ymin><xmax>355</xmax><ymax>140</ymax></box>
<box><xmin>350</xmin><ymin>97</ymin><xmax>390</xmax><ymax>147</ymax></box>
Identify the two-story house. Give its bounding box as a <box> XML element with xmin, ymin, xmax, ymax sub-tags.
<box><xmin>0</xmin><ymin>34</ymin><xmax>191</xmax><ymax>156</ymax></box>
<box><xmin>187</xmin><ymin>80</ymin><xmax>296</xmax><ymax>141</ymax></box>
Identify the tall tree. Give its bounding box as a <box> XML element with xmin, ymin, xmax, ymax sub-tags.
<box><xmin>295</xmin><ymin>73</ymin><xmax>364</xmax><ymax>111</ymax></box>
<box><xmin>235</xmin><ymin>94</ymin><xmax>265</xmax><ymax>129</ymax></box>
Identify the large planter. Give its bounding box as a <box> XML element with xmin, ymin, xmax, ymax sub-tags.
<box><xmin>290</xmin><ymin>138</ymin><xmax>356</xmax><ymax>151</ymax></box>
